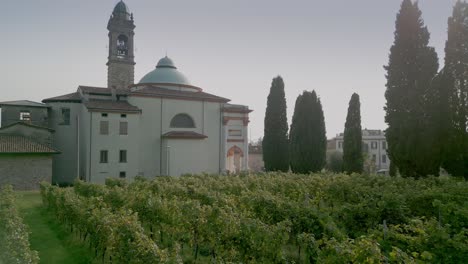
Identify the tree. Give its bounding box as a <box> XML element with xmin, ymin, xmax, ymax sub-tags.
<box><xmin>326</xmin><ymin>151</ymin><xmax>343</xmax><ymax>173</ymax></box>
<box><xmin>438</xmin><ymin>1</ymin><xmax>468</xmax><ymax>178</ymax></box>
<box><xmin>342</xmin><ymin>93</ymin><xmax>363</xmax><ymax>174</ymax></box>
<box><xmin>263</xmin><ymin>76</ymin><xmax>289</xmax><ymax>171</ymax></box>
<box><xmin>289</xmin><ymin>91</ymin><xmax>327</xmax><ymax>174</ymax></box>
<box><xmin>384</xmin><ymin>0</ymin><xmax>440</xmax><ymax>178</ymax></box>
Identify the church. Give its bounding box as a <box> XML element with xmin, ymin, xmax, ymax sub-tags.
<box><xmin>37</xmin><ymin>1</ymin><xmax>251</xmax><ymax>184</ymax></box>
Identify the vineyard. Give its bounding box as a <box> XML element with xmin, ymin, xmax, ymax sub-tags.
<box><xmin>0</xmin><ymin>186</ymin><xmax>39</xmax><ymax>264</ymax></box>
<box><xmin>40</xmin><ymin>173</ymin><xmax>468</xmax><ymax>263</ymax></box>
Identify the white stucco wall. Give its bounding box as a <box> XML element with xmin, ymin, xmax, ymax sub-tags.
<box><xmin>87</xmin><ymin>111</ymin><xmax>140</xmax><ymax>184</ymax></box>
<box><xmin>47</xmin><ymin>102</ymin><xmax>81</xmax><ymax>184</ymax></box>
<box><xmin>128</xmin><ymin>96</ymin><xmax>223</xmax><ymax>177</ymax></box>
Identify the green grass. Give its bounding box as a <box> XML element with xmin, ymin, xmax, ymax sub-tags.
<box><xmin>15</xmin><ymin>191</ymin><xmax>94</xmax><ymax>264</ymax></box>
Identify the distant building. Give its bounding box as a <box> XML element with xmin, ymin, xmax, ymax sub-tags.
<box><xmin>248</xmin><ymin>144</ymin><xmax>264</xmax><ymax>172</ymax></box>
<box><xmin>2</xmin><ymin>1</ymin><xmax>251</xmax><ymax>184</ymax></box>
<box><xmin>331</xmin><ymin>129</ymin><xmax>390</xmax><ymax>173</ymax></box>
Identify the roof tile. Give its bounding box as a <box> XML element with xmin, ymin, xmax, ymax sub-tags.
<box><xmin>0</xmin><ymin>135</ymin><xmax>59</xmax><ymax>154</ymax></box>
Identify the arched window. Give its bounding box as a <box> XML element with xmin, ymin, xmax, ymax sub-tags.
<box><xmin>117</xmin><ymin>35</ymin><xmax>128</xmax><ymax>57</ymax></box>
<box><xmin>170</xmin><ymin>114</ymin><xmax>195</xmax><ymax>128</ymax></box>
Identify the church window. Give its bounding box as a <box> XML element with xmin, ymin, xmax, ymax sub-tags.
<box><xmin>20</xmin><ymin>111</ymin><xmax>31</xmax><ymax>122</ymax></box>
<box><xmin>100</xmin><ymin>150</ymin><xmax>108</xmax><ymax>163</ymax></box>
<box><xmin>170</xmin><ymin>114</ymin><xmax>195</xmax><ymax>128</ymax></box>
<box><xmin>117</xmin><ymin>35</ymin><xmax>128</xmax><ymax>57</ymax></box>
<box><xmin>60</xmin><ymin>108</ymin><xmax>70</xmax><ymax>125</ymax></box>
<box><xmin>100</xmin><ymin>121</ymin><xmax>109</xmax><ymax>135</ymax></box>
<box><xmin>119</xmin><ymin>121</ymin><xmax>128</xmax><ymax>135</ymax></box>
<box><xmin>119</xmin><ymin>150</ymin><xmax>127</xmax><ymax>163</ymax></box>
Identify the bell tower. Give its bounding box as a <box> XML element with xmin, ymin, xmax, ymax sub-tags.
<box><xmin>107</xmin><ymin>1</ymin><xmax>135</xmax><ymax>89</ymax></box>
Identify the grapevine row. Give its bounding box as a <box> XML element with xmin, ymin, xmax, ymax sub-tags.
<box><xmin>0</xmin><ymin>185</ymin><xmax>39</xmax><ymax>264</ymax></box>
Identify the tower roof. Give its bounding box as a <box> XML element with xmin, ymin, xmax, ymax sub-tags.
<box><xmin>112</xmin><ymin>1</ymin><xmax>131</xmax><ymax>20</ymax></box>
<box><xmin>139</xmin><ymin>56</ymin><xmax>191</xmax><ymax>85</ymax></box>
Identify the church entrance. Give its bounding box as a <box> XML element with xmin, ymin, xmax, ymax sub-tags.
<box><xmin>226</xmin><ymin>146</ymin><xmax>243</xmax><ymax>173</ymax></box>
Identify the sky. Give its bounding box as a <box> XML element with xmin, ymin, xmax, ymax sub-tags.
<box><xmin>0</xmin><ymin>0</ymin><xmax>456</xmax><ymax>140</ymax></box>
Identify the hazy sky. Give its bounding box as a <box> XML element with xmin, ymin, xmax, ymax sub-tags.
<box><xmin>1</xmin><ymin>0</ymin><xmax>456</xmax><ymax>140</ymax></box>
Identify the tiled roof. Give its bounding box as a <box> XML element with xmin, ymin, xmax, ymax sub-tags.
<box><xmin>79</xmin><ymin>86</ymin><xmax>128</xmax><ymax>95</ymax></box>
<box><xmin>84</xmin><ymin>100</ymin><xmax>141</xmax><ymax>113</ymax></box>
<box><xmin>0</xmin><ymin>122</ymin><xmax>54</xmax><ymax>132</ymax></box>
<box><xmin>130</xmin><ymin>86</ymin><xmax>230</xmax><ymax>102</ymax></box>
<box><xmin>42</xmin><ymin>92</ymin><xmax>81</xmax><ymax>103</ymax></box>
<box><xmin>0</xmin><ymin>135</ymin><xmax>59</xmax><ymax>154</ymax></box>
<box><xmin>162</xmin><ymin>131</ymin><xmax>207</xmax><ymax>139</ymax></box>
<box><xmin>0</xmin><ymin>100</ymin><xmax>49</xmax><ymax>108</ymax></box>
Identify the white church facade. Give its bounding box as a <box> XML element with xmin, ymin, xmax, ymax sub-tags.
<box><xmin>40</xmin><ymin>1</ymin><xmax>251</xmax><ymax>184</ymax></box>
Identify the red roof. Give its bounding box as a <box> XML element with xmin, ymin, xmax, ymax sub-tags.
<box><xmin>84</xmin><ymin>100</ymin><xmax>141</xmax><ymax>113</ymax></box>
<box><xmin>131</xmin><ymin>86</ymin><xmax>230</xmax><ymax>103</ymax></box>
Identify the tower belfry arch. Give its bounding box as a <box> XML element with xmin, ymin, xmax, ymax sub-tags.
<box><xmin>107</xmin><ymin>0</ymin><xmax>135</xmax><ymax>89</ymax></box>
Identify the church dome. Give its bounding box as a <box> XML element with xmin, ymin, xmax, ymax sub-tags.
<box><xmin>139</xmin><ymin>56</ymin><xmax>191</xmax><ymax>86</ymax></box>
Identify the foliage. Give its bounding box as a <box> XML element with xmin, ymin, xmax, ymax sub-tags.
<box><xmin>40</xmin><ymin>182</ymin><xmax>169</xmax><ymax>263</ymax></box>
<box><xmin>439</xmin><ymin>0</ymin><xmax>468</xmax><ymax>178</ymax></box>
<box><xmin>343</xmin><ymin>93</ymin><xmax>363</xmax><ymax>174</ymax></box>
<box><xmin>263</xmin><ymin>76</ymin><xmax>290</xmax><ymax>172</ymax></box>
<box><xmin>0</xmin><ymin>185</ymin><xmax>39</xmax><ymax>264</ymax></box>
<box><xmin>326</xmin><ymin>150</ymin><xmax>343</xmax><ymax>173</ymax></box>
<box><xmin>45</xmin><ymin>174</ymin><xmax>468</xmax><ymax>263</ymax></box>
<box><xmin>290</xmin><ymin>90</ymin><xmax>327</xmax><ymax>173</ymax></box>
<box><xmin>384</xmin><ymin>0</ymin><xmax>440</xmax><ymax>178</ymax></box>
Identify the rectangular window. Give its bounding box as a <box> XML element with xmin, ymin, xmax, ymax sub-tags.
<box><xmin>121</xmin><ymin>114</ymin><xmax>127</xmax><ymax>118</ymax></box>
<box><xmin>119</xmin><ymin>150</ymin><xmax>127</xmax><ymax>163</ymax></box>
<box><xmin>119</xmin><ymin>171</ymin><xmax>126</xmax><ymax>178</ymax></box>
<box><xmin>20</xmin><ymin>111</ymin><xmax>31</xmax><ymax>121</ymax></box>
<box><xmin>100</xmin><ymin>150</ymin><xmax>108</xmax><ymax>163</ymax></box>
<box><xmin>101</xmin><ymin>113</ymin><xmax>108</xmax><ymax>117</ymax></box>
<box><xmin>338</xmin><ymin>141</ymin><xmax>342</xmax><ymax>149</ymax></box>
<box><xmin>371</xmin><ymin>141</ymin><xmax>378</xmax><ymax>149</ymax></box>
<box><xmin>363</xmin><ymin>143</ymin><xmax>369</xmax><ymax>153</ymax></box>
<box><xmin>100</xmin><ymin>121</ymin><xmax>109</xmax><ymax>135</ymax></box>
<box><xmin>382</xmin><ymin>154</ymin><xmax>387</xmax><ymax>163</ymax></box>
<box><xmin>119</xmin><ymin>121</ymin><xmax>128</xmax><ymax>135</ymax></box>
<box><xmin>60</xmin><ymin>108</ymin><xmax>70</xmax><ymax>125</ymax></box>
<box><xmin>228</xmin><ymin>129</ymin><xmax>242</xmax><ymax>136</ymax></box>
<box><xmin>372</xmin><ymin>154</ymin><xmax>377</xmax><ymax>161</ymax></box>
<box><xmin>382</xmin><ymin>141</ymin><xmax>387</xmax><ymax>150</ymax></box>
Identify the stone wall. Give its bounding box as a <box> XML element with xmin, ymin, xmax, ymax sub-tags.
<box><xmin>0</xmin><ymin>155</ymin><xmax>52</xmax><ymax>190</ymax></box>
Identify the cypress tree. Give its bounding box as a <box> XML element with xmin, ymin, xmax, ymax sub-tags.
<box><xmin>440</xmin><ymin>1</ymin><xmax>468</xmax><ymax>177</ymax></box>
<box><xmin>343</xmin><ymin>93</ymin><xmax>363</xmax><ymax>174</ymax></box>
<box><xmin>290</xmin><ymin>91</ymin><xmax>326</xmax><ymax>174</ymax></box>
<box><xmin>384</xmin><ymin>0</ymin><xmax>439</xmax><ymax>178</ymax></box>
<box><xmin>262</xmin><ymin>76</ymin><xmax>289</xmax><ymax>171</ymax></box>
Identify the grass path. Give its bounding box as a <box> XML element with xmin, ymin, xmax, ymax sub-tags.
<box><xmin>15</xmin><ymin>191</ymin><xmax>94</xmax><ymax>264</ymax></box>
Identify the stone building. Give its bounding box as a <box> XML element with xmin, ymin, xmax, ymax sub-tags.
<box><xmin>248</xmin><ymin>144</ymin><xmax>264</xmax><ymax>172</ymax></box>
<box><xmin>34</xmin><ymin>1</ymin><xmax>251</xmax><ymax>184</ymax></box>
<box><xmin>331</xmin><ymin>129</ymin><xmax>390</xmax><ymax>173</ymax></box>
<box><xmin>0</xmin><ymin>122</ymin><xmax>58</xmax><ymax>190</ymax></box>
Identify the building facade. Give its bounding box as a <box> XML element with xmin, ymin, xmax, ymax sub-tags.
<box><xmin>0</xmin><ymin>122</ymin><xmax>58</xmax><ymax>190</ymax></box>
<box><xmin>331</xmin><ymin>129</ymin><xmax>390</xmax><ymax>173</ymax></box>
<box><xmin>37</xmin><ymin>1</ymin><xmax>251</xmax><ymax>184</ymax></box>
